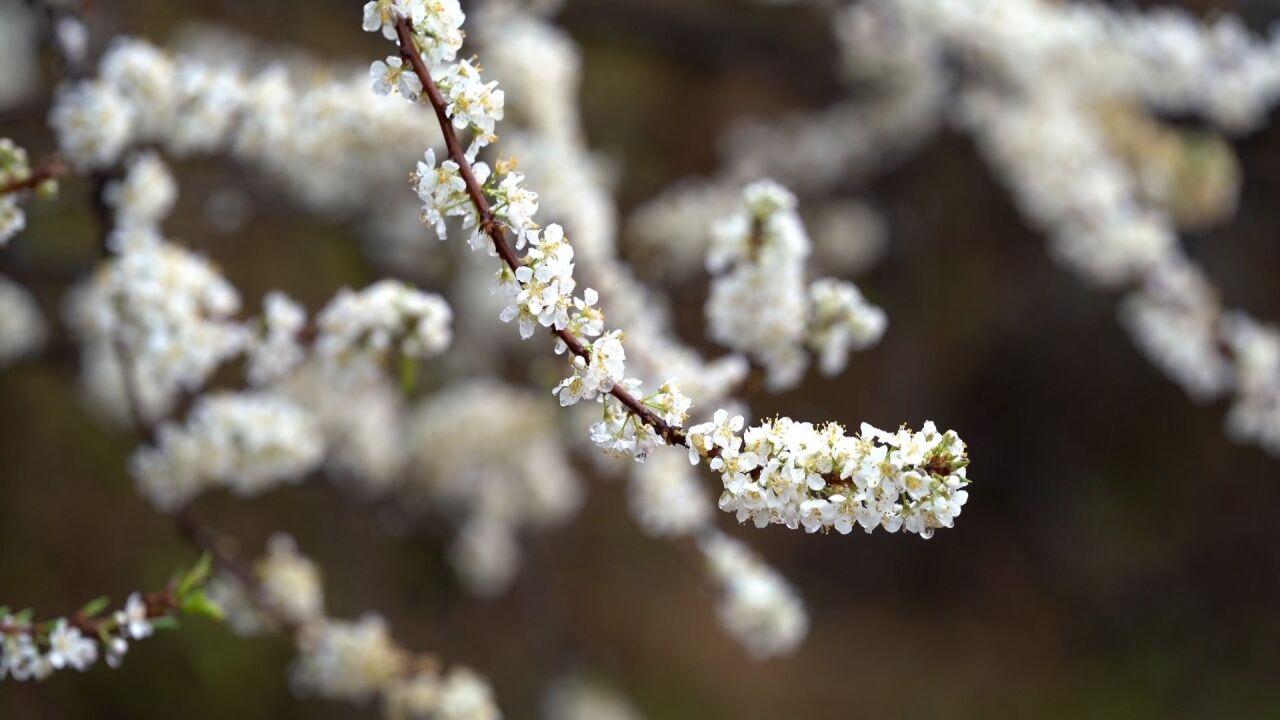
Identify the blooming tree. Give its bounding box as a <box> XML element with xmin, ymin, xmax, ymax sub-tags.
<box><xmin>3</xmin><ymin>0</ymin><xmax>1276</xmax><ymax>715</ymax></box>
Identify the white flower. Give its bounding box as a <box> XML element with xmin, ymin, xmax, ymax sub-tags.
<box><xmin>807</xmin><ymin>278</ymin><xmax>887</xmax><ymax>376</ymax></box>
<box><xmin>46</xmin><ymin>620</ymin><xmax>98</xmax><ymax>671</ymax></box>
<box><xmin>369</xmin><ymin>56</ymin><xmax>422</xmax><ymax>101</ymax></box>
<box><xmin>115</xmin><ymin>592</ymin><xmax>153</xmax><ymax>639</ymax></box>
<box><xmin>291</xmin><ymin>614</ymin><xmax>405</xmax><ymax>703</ymax></box>
<box><xmin>705</xmin><ymin>180</ymin><xmax>813</xmax><ymax>390</ymax></box>
<box><xmin>49</xmin><ymin>79</ymin><xmax>135</xmax><ymax>170</ymax></box>
<box><xmin>130</xmin><ymin>392</ymin><xmax>325</xmax><ymax>511</ymax></box>
<box><xmin>699</xmin><ymin>531</ymin><xmax>807</xmax><ymax>659</ymax></box>
<box><xmin>415</xmin><ymin>149</ymin><xmax>489</xmax><ymax>241</ymax></box>
<box><xmin>257</xmin><ymin>534</ymin><xmax>325</xmax><ymax>625</ymax></box>
<box><xmin>437</xmin><ymin>60</ymin><xmax>505</xmax><ymax>160</ymax></box>
<box><xmin>315</xmin><ymin>280</ymin><xmax>453</xmax><ymax>361</ymax></box>
<box><xmin>104</xmin><ymin>151</ymin><xmax>178</xmax><ymax>230</ymax></box>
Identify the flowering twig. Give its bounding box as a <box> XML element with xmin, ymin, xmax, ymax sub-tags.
<box><xmin>0</xmin><ymin>589</ymin><xmax>178</xmax><ymax>640</ymax></box>
<box><xmin>0</xmin><ymin>156</ymin><xmax>67</xmax><ymax>196</ymax></box>
<box><xmin>392</xmin><ymin>17</ymin><xmax>684</xmax><ymax>448</ymax></box>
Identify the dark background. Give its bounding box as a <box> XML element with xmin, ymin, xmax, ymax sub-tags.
<box><xmin>2</xmin><ymin>0</ymin><xmax>1280</xmax><ymax>717</ymax></box>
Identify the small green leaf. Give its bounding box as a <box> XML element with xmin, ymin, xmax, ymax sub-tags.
<box><xmin>180</xmin><ymin>590</ymin><xmax>224</xmax><ymax>622</ymax></box>
<box><xmin>79</xmin><ymin>595</ymin><xmax>111</xmax><ymax>619</ymax></box>
<box><xmin>149</xmin><ymin>616</ymin><xmax>180</xmax><ymax>632</ymax></box>
<box><xmin>177</xmin><ymin>553</ymin><xmax>214</xmax><ymax>597</ymax></box>
<box><xmin>13</xmin><ymin>608</ymin><xmax>34</xmax><ymax>624</ymax></box>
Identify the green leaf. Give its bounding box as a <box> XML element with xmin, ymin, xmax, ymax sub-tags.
<box><xmin>149</xmin><ymin>616</ymin><xmax>180</xmax><ymax>632</ymax></box>
<box><xmin>13</xmin><ymin>608</ymin><xmax>34</xmax><ymax>624</ymax></box>
<box><xmin>177</xmin><ymin>553</ymin><xmax>214</xmax><ymax>597</ymax></box>
<box><xmin>180</xmin><ymin>590</ymin><xmax>224</xmax><ymax>622</ymax></box>
<box><xmin>79</xmin><ymin>595</ymin><xmax>111</xmax><ymax>619</ymax></box>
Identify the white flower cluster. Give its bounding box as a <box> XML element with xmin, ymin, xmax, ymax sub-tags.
<box><xmin>315</xmin><ymin>279</ymin><xmax>453</xmax><ymax>363</ymax></box>
<box><xmin>689</xmin><ymin>411</ymin><xmax>970</xmax><ymax>538</ymax></box>
<box><xmin>705</xmin><ymin>180</ymin><xmax>810</xmax><ymax>390</ymax></box>
<box><xmin>807</xmin><ymin>278</ymin><xmax>888</xmax><ymax>377</ymax></box>
<box><xmin>0</xmin><ymin>138</ymin><xmax>34</xmax><ymax>245</ymax></box>
<box><xmin>959</xmin><ymin>89</ymin><xmax>1175</xmax><ymax>287</ymax></box>
<box><xmin>246</xmin><ymin>292</ymin><xmax>308</xmax><ymax>386</ymax></box>
<box><xmin>275</xmin><ymin>361</ymin><xmax>411</xmax><ymax>495</ymax></box>
<box><xmin>437</xmin><ymin>60</ymin><xmax>506</xmax><ymax>161</ymax></box>
<box><xmin>588</xmin><ymin>377</ymin><xmax>690</xmax><ymax>462</ymax></box>
<box><xmin>207</xmin><ymin>534</ymin><xmax>500</xmax><ymax>717</ymax></box>
<box><xmin>65</xmin><ymin>229</ymin><xmax>245</xmax><ymax>423</ymax></box>
<box><xmin>706</xmin><ymin>180</ymin><xmax>886</xmax><ymax>389</ymax></box>
<box><xmin>698</xmin><ymin>531</ymin><xmax>807</xmax><ymax>659</ymax></box>
<box><xmin>256</xmin><ymin>534</ymin><xmax>325</xmax><ymax>629</ymax></box>
<box><xmin>1119</xmin><ymin>257</ymin><xmax>1233</xmax><ymax>402</ymax></box>
<box><xmin>130</xmin><ymin>392</ymin><xmax>324</xmax><ymax>511</ymax></box>
<box><xmin>363</xmin><ymin>0</ymin><xmax>465</xmax><ymax>65</ymax></box>
<box><xmin>1</xmin><ymin>593</ymin><xmax>156</xmax><ymax>681</ymax></box>
<box><xmin>0</xmin><ymin>275</ymin><xmax>46</xmax><ymax>368</ymax></box>
<box><xmin>409</xmin><ymin>380</ymin><xmax>581</xmax><ymax>596</ymax></box>
<box><xmin>48</xmin><ymin>79</ymin><xmax>134</xmax><ymax>171</ymax></box>
<box><xmin>52</xmin><ymin>36</ymin><xmax>447</xmax><ymax>215</ymax></box>
<box><xmin>292</xmin><ymin>614</ymin><xmax>408</xmax><ymax>704</ymax></box>
<box><xmin>103</xmin><ymin>151</ymin><xmax>177</xmax><ymax>230</ymax></box>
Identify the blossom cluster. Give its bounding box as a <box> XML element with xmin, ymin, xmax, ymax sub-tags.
<box><xmin>130</xmin><ymin>392</ymin><xmax>325</xmax><ymax>511</ymax></box>
<box><xmin>48</xmin><ymin>36</ymin><xmax>446</xmax><ymax>216</ymax></box>
<box><xmin>0</xmin><ymin>138</ymin><xmax>35</xmax><ymax>244</ymax></box>
<box><xmin>314</xmin><ymin>279</ymin><xmax>453</xmax><ymax>363</ymax></box>
<box><xmin>698</xmin><ymin>530</ymin><xmax>807</xmax><ymax>659</ymax></box>
<box><xmin>689</xmin><ymin>411</ymin><xmax>970</xmax><ymax>538</ymax></box>
<box><xmin>211</xmin><ymin>534</ymin><xmax>500</xmax><ymax>718</ymax></box>
<box><xmin>409</xmin><ymin>380</ymin><xmax>581</xmax><ymax>595</ymax></box>
<box><xmin>65</xmin><ymin>227</ymin><xmax>246</xmax><ymax>424</ymax></box>
<box><xmin>706</xmin><ymin>180</ymin><xmax>887</xmax><ymax>388</ymax></box>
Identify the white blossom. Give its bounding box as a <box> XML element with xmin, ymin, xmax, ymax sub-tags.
<box><xmin>130</xmin><ymin>392</ymin><xmax>324</xmax><ymax>511</ymax></box>
<box><xmin>49</xmin><ymin>80</ymin><xmax>135</xmax><ymax>170</ymax></box>
<box><xmin>46</xmin><ymin>620</ymin><xmax>98</xmax><ymax>672</ymax></box>
<box><xmin>104</xmin><ymin>151</ymin><xmax>178</xmax><ymax>229</ymax></box>
<box><xmin>315</xmin><ymin>280</ymin><xmax>452</xmax><ymax>362</ymax></box>
<box><xmin>699</xmin><ymin>531</ymin><xmax>807</xmax><ymax>659</ymax></box>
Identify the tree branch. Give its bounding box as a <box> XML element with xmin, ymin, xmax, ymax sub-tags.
<box><xmin>393</xmin><ymin>17</ymin><xmax>686</xmax><ymax>448</ymax></box>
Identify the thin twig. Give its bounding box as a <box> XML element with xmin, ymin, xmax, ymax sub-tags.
<box><xmin>393</xmin><ymin>18</ymin><xmax>685</xmax><ymax>448</ymax></box>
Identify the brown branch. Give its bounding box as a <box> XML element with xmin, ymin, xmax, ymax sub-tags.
<box><xmin>393</xmin><ymin>17</ymin><xmax>686</xmax><ymax>448</ymax></box>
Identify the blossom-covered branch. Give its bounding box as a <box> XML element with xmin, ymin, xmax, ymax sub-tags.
<box><xmin>0</xmin><ymin>557</ymin><xmax>219</xmax><ymax>681</ymax></box>
<box><xmin>379</xmin><ymin>4</ymin><xmax>971</xmax><ymax>539</ymax></box>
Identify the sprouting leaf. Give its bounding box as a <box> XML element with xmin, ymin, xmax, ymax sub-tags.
<box><xmin>79</xmin><ymin>595</ymin><xmax>111</xmax><ymax>618</ymax></box>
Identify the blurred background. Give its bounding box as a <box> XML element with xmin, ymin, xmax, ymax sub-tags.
<box><xmin>3</xmin><ymin>0</ymin><xmax>1280</xmax><ymax>717</ymax></box>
